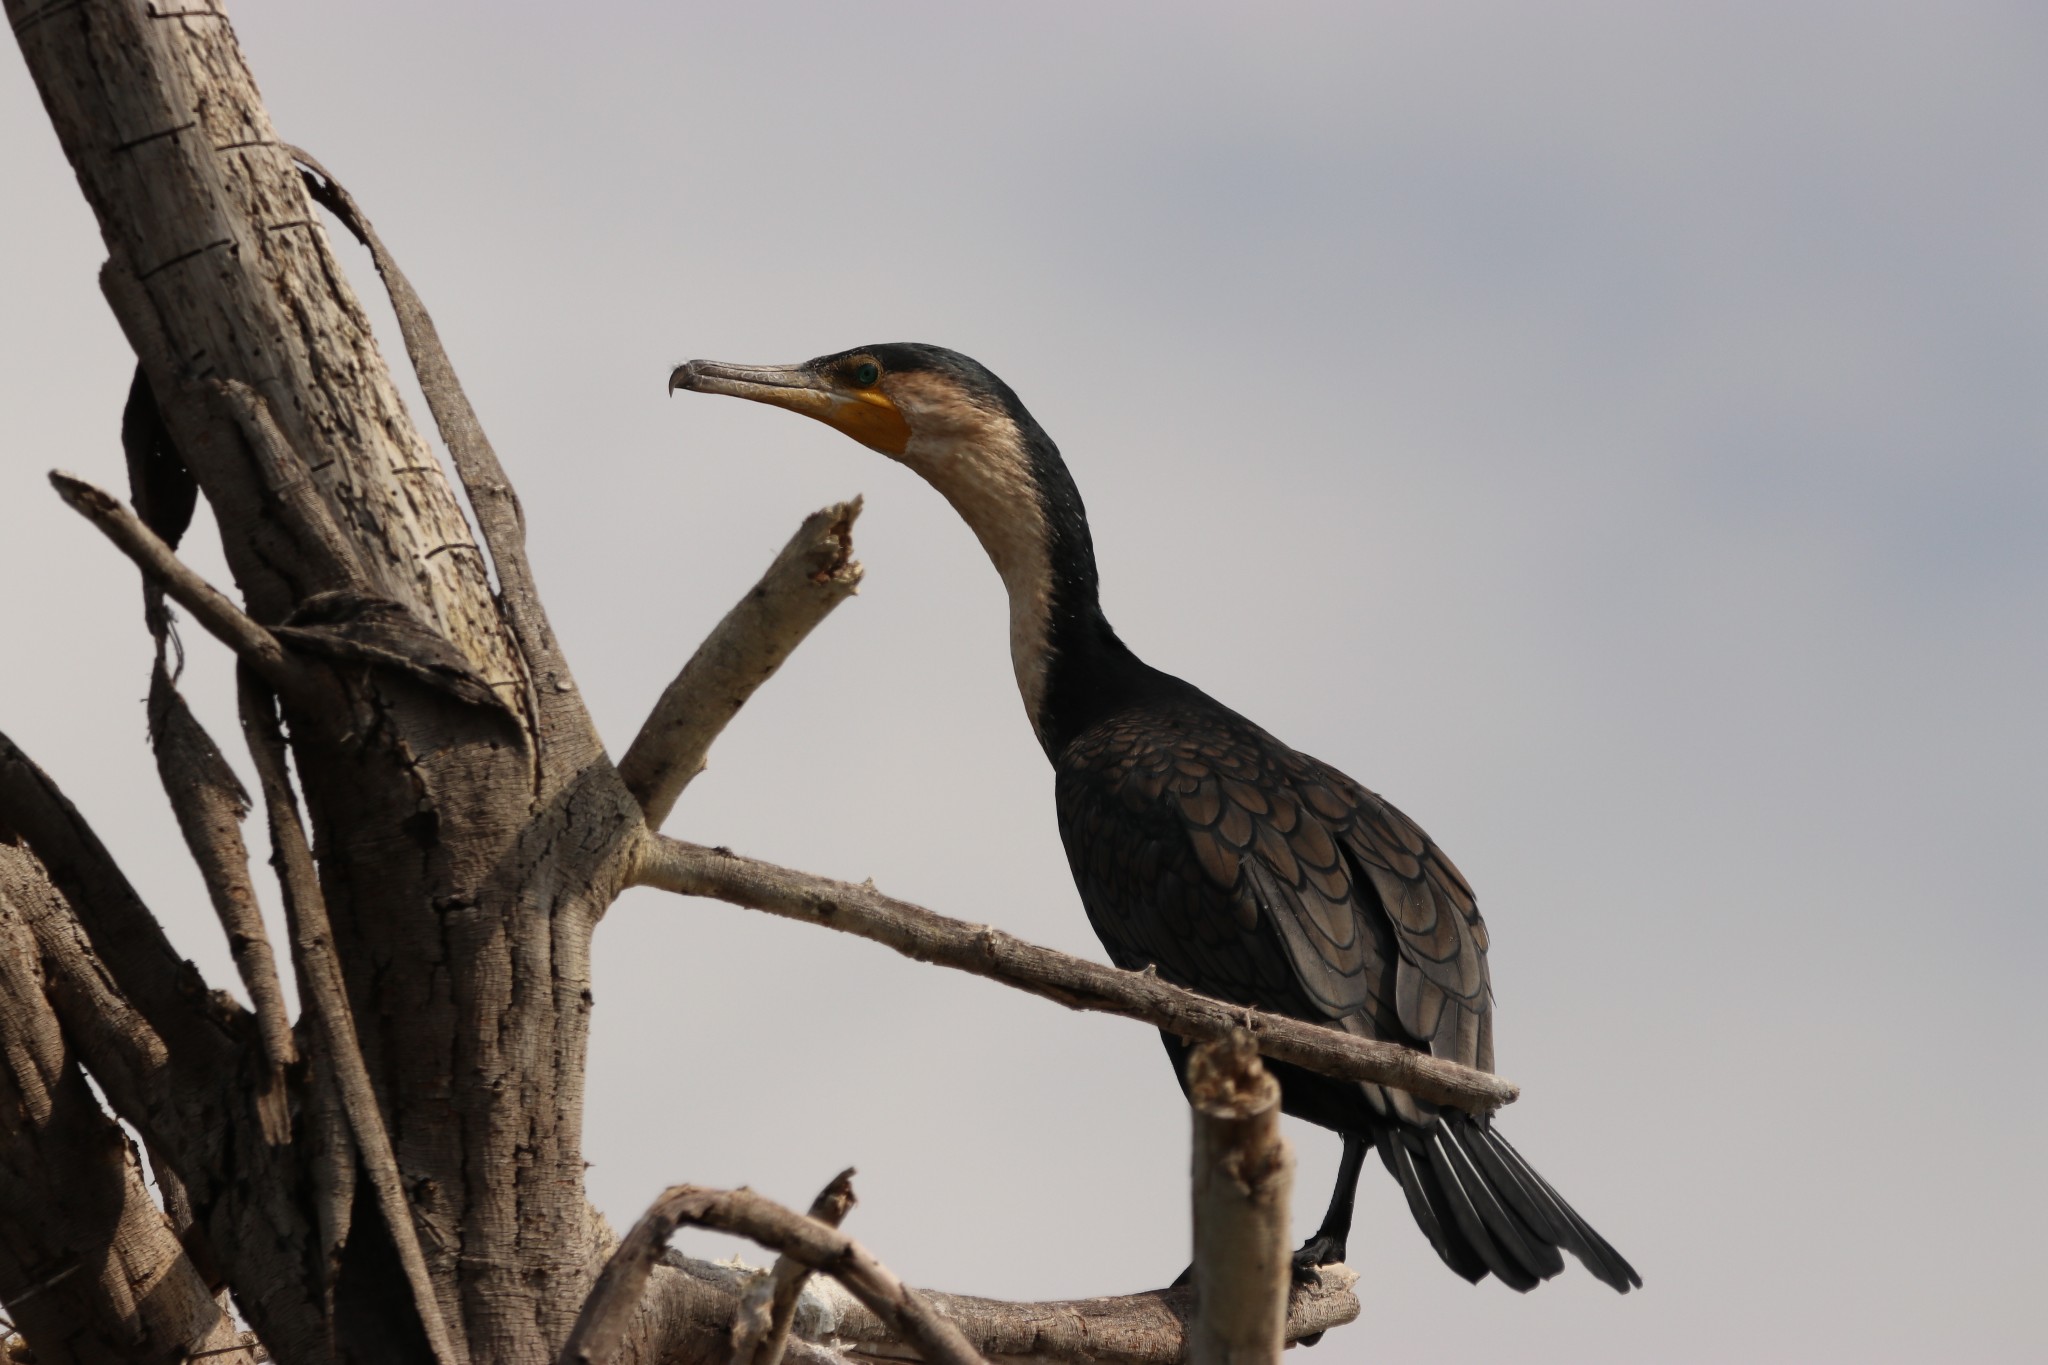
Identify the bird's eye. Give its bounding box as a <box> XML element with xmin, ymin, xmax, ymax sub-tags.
<box><xmin>853</xmin><ymin>361</ymin><xmax>881</xmax><ymax>386</ymax></box>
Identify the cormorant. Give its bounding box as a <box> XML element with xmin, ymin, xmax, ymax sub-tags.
<box><xmin>670</xmin><ymin>344</ymin><xmax>1639</xmax><ymax>1294</ymax></box>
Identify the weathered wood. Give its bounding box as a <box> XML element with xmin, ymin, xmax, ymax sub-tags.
<box><xmin>620</xmin><ymin>500</ymin><xmax>864</xmax><ymax>829</ymax></box>
<box><xmin>632</xmin><ymin>836</ymin><xmax>1521</xmax><ymax>1113</ymax></box>
<box><xmin>146</xmin><ymin>660</ymin><xmax>294</xmax><ymax>1143</ymax></box>
<box><xmin>1187</xmin><ymin>1035</ymin><xmax>1291</xmax><ymax>1365</ymax></box>
<box><xmin>13</xmin><ymin>7</ymin><xmax>647</xmax><ymax>1359</ymax></box>
<box><xmin>0</xmin><ymin>847</ymin><xmax>257</xmax><ymax>1365</ymax></box>
<box><xmin>50</xmin><ymin>471</ymin><xmax>289</xmax><ymax>673</ymax></box>
<box><xmin>238</xmin><ymin>670</ymin><xmax>459</xmax><ymax>1365</ymax></box>
<box><xmin>10</xmin><ymin>0</ymin><xmax>521</xmax><ymax>688</ymax></box>
<box><xmin>644</xmin><ymin>1251</ymin><xmax>1359</xmax><ymax>1365</ymax></box>
<box><xmin>291</xmin><ymin>149</ymin><xmax>598</xmax><ymax>781</ymax></box>
<box><xmin>560</xmin><ymin>1185</ymin><xmax>985</xmax><ymax>1365</ymax></box>
<box><xmin>729</xmin><ymin>1168</ymin><xmax>858</xmax><ymax>1365</ymax></box>
<box><xmin>0</xmin><ymin>730</ymin><xmax>234</xmax><ymax>1077</ymax></box>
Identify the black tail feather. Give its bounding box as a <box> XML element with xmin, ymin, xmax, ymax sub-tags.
<box><xmin>1433</xmin><ymin>1125</ymin><xmax>1564</xmax><ymax>1286</ymax></box>
<box><xmin>1476</xmin><ymin>1124</ymin><xmax>1642</xmax><ymax>1292</ymax></box>
<box><xmin>1378</xmin><ymin>1126</ymin><xmax>1489</xmax><ymax>1282</ymax></box>
<box><xmin>1373</xmin><ymin>1116</ymin><xmax>1640</xmax><ymax>1294</ymax></box>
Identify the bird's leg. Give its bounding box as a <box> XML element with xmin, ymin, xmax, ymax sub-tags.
<box><xmin>1293</xmin><ymin>1133</ymin><xmax>1368</xmax><ymax>1275</ymax></box>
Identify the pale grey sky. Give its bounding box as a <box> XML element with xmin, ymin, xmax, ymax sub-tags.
<box><xmin>5</xmin><ymin>4</ymin><xmax>2045</xmax><ymax>1361</ymax></box>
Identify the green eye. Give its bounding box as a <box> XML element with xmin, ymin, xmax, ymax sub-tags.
<box><xmin>853</xmin><ymin>361</ymin><xmax>880</xmax><ymax>386</ymax></box>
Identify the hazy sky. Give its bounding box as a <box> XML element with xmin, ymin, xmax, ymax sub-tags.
<box><xmin>5</xmin><ymin>4</ymin><xmax>2045</xmax><ymax>1361</ymax></box>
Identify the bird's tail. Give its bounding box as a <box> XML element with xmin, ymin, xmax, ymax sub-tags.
<box><xmin>1375</xmin><ymin>1114</ymin><xmax>1640</xmax><ymax>1293</ymax></box>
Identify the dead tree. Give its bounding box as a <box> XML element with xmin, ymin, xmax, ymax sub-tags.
<box><xmin>1</xmin><ymin>3</ymin><xmax>1514</xmax><ymax>1361</ymax></box>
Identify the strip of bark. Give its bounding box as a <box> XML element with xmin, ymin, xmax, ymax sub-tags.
<box><xmin>619</xmin><ymin>500</ymin><xmax>864</xmax><ymax>829</ymax></box>
<box><xmin>237</xmin><ymin>670</ymin><xmax>458</xmax><ymax>1365</ymax></box>
<box><xmin>561</xmin><ymin>1185</ymin><xmax>984</xmax><ymax>1365</ymax></box>
<box><xmin>630</xmin><ymin>836</ymin><xmax>1519</xmax><ymax>1114</ymax></box>
<box><xmin>729</xmin><ymin>1169</ymin><xmax>857</xmax><ymax>1365</ymax></box>
<box><xmin>1188</xmin><ymin>1034</ymin><xmax>1290</xmax><ymax>1365</ymax></box>
<box><xmin>147</xmin><ymin>661</ymin><xmax>294</xmax><ymax>1143</ymax></box>
<box><xmin>290</xmin><ymin>147</ymin><xmax>592</xmax><ymax>771</ymax></box>
<box><xmin>651</xmin><ymin>1252</ymin><xmax>1359</xmax><ymax>1365</ymax></box>
<box><xmin>48</xmin><ymin>473</ymin><xmax>289</xmax><ymax>679</ymax></box>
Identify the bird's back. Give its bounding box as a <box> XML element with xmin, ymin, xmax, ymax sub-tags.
<box><xmin>1052</xmin><ymin>686</ymin><xmax>1495</xmax><ymax>1129</ymax></box>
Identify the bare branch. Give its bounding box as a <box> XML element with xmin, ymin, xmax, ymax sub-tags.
<box><xmin>631</xmin><ymin>836</ymin><xmax>1520</xmax><ymax>1114</ymax></box>
<box><xmin>0</xmin><ymin>734</ymin><xmax>234</xmax><ymax>1077</ymax></box>
<box><xmin>562</xmin><ymin>1185</ymin><xmax>985</xmax><ymax>1365</ymax></box>
<box><xmin>652</xmin><ymin>1251</ymin><xmax>1359</xmax><ymax>1365</ymax></box>
<box><xmin>290</xmin><ymin>147</ymin><xmax>595</xmax><ymax>767</ymax></box>
<box><xmin>48</xmin><ymin>473</ymin><xmax>289</xmax><ymax>679</ymax></box>
<box><xmin>1188</xmin><ymin>1034</ymin><xmax>1291</xmax><ymax>1365</ymax></box>
<box><xmin>148</xmin><ymin>662</ymin><xmax>294</xmax><ymax>1143</ymax></box>
<box><xmin>730</xmin><ymin>1168</ymin><xmax>857</xmax><ymax>1365</ymax></box>
<box><xmin>237</xmin><ymin>670</ymin><xmax>459</xmax><ymax>1365</ymax></box>
<box><xmin>620</xmin><ymin>500</ymin><xmax>864</xmax><ymax>829</ymax></box>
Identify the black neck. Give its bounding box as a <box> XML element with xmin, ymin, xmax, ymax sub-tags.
<box><xmin>1020</xmin><ymin>422</ymin><xmax>1191</xmax><ymax>758</ymax></box>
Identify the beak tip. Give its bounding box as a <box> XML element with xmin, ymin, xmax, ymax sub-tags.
<box><xmin>666</xmin><ymin>361</ymin><xmax>696</xmax><ymax>396</ymax></box>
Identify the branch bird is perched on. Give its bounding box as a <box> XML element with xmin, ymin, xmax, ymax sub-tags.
<box><xmin>670</xmin><ymin>344</ymin><xmax>1640</xmax><ymax>1295</ymax></box>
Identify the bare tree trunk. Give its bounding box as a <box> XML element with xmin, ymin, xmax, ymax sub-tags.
<box><xmin>8</xmin><ymin>2</ymin><xmax>633</xmax><ymax>1359</ymax></box>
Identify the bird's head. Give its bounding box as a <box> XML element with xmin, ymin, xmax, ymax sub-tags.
<box><xmin>668</xmin><ymin>343</ymin><xmax>1032</xmax><ymax>470</ymax></box>
<box><xmin>671</xmin><ymin>343</ymin><xmax>1103</xmax><ymax>746</ymax></box>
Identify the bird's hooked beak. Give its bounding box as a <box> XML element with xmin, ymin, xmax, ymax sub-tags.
<box><xmin>668</xmin><ymin>359</ymin><xmax>911</xmax><ymax>456</ymax></box>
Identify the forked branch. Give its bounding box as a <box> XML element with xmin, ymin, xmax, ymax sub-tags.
<box><xmin>631</xmin><ymin>836</ymin><xmax>1519</xmax><ymax>1113</ymax></box>
<box><xmin>620</xmin><ymin>499</ymin><xmax>865</xmax><ymax>829</ymax></box>
<box><xmin>562</xmin><ymin>1185</ymin><xmax>985</xmax><ymax>1365</ymax></box>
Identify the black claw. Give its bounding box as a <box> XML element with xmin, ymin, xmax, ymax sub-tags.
<box><xmin>1291</xmin><ymin>1233</ymin><xmax>1346</xmax><ymax>1279</ymax></box>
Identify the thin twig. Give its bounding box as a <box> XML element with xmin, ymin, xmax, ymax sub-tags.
<box><xmin>147</xmin><ymin>661</ymin><xmax>295</xmax><ymax>1142</ymax></box>
<box><xmin>237</xmin><ymin>669</ymin><xmax>458</xmax><ymax>1365</ymax></box>
<box><xmin>619</xmin><ymin>500</ymin><xmax>864</xmax><ymax>829</ymax></box>
<box><xmin>561</xmin><ymin>1185</ymin><xmax>985</xmax><ymax>1365</ymax></box>
<box><xmin>289</xmin><ymin>147</ymin><xmax>588</xmax><ymax>763</ymax></box>
<box><xmin>1188</xmin><ymin>1033</ymin><xmax>1290</xmax><ymax>1365</ymax></box>
<box><xmin>630</xmin><ymin>836</ymin><xmax>1519</xmax><ymax>1114</ymax></box>
<box><xmin>48</xmin><ymin>472</ymin><xmax>289</xmax><ymax>678</ymax></box>
<box><xmin>730</xmin><ymin>1169</ymin><xmax>857</xmax><ymax>1365</ymax></box>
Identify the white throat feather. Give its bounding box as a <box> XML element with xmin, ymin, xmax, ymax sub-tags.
<box><xmin>891</xmin><ymin>375</ymin><xmax>1057</xmax><ymax>735</ymax></box>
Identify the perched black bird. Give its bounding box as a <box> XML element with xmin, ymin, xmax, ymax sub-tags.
<box><xmin>671</xmin><ymin>344</ymin><xmax>1639</xmax><ymax>1294</ymax></box>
